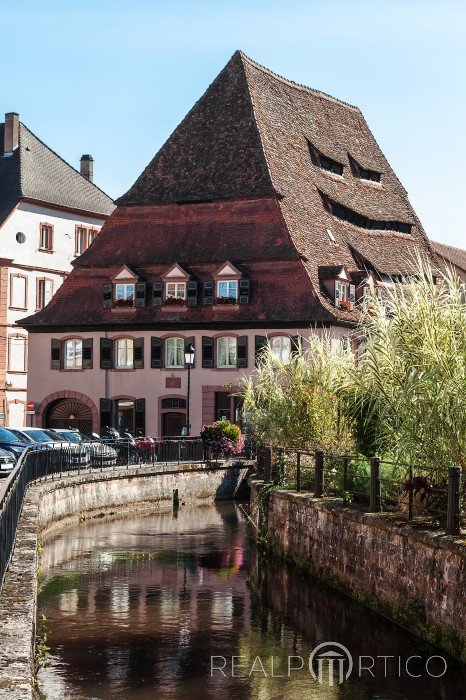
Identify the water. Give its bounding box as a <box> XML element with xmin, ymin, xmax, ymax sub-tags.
<box><xmin>37</xmin><ymin>502</ymin><xmax>465</xmax><ymax>699</ymax></box>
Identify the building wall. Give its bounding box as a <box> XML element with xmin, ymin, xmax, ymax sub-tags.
<box><xmin>0</xmin><ymin>202</ymin><xmax>107</xmax><ymax>426</ymax></box>
<box><xmin>27</xmin><ymin>326</ymin><xmax>349</xmax><ymax>436</ymax></box>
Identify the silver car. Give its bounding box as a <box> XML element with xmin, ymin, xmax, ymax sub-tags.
<box><xmin>0</xmin><ymin>448</ymin><xmax>16</xmax><ymax>476</ymax></box>
<box><xmin>10</xmin><ymin>427</ymin><xmax>91</xmax><ymax>468</ymax></box>
<box><xmin>55</xmin><ymin>429</ymin><xmax>118</xmax><ymax>467</ymax></box>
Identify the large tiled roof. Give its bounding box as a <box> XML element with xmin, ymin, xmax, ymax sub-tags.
<box><xmin>22</xmin><ymin>51</ymin><xmax>432</xmax><ymax>330</ymax></box>
<box><xmin>0</xmin><ymin>121</ymin><xmax>114</xmax><ymax>224</ymax></box>
<box><xmin>430</xmin><ymin>240</ymin><xmax>466</xmax><ymax>274</ymax></box>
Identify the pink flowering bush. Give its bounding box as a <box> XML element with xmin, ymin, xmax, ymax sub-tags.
<box><xmin>201</xmin><ymin>420</ymin><xmax>244</xmax><ymax>458</ymax></box>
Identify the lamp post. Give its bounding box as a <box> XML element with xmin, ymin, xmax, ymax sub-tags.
<box><xmin>184</xmin><ymin>343</ymin><xmax>195</xmax><ymax>436</ymax></box>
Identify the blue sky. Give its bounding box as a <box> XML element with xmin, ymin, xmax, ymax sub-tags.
<box><xmin>2</xmin><ymin>0</ymin><xmax>465</xmax><ymax>247</ymax></box>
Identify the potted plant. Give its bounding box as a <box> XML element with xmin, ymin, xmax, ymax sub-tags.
<box><xmin>114</xmin><ymin>297</ymin><xmax>134</xmax><ymax>307</ymax></box>
<box><xmin>340</xmin><ymin>299</ymin><xmax>351</xmax><ymax>311</ymax></box>
<box><xmin>165</xmin><ymin>295</ymin><xmax>185</xmax><ymax>306</ymax></box>
<box><xmin>215</xmin><ymin>296</ymin><xmax>237</xmax><ymax>305</ymax></box>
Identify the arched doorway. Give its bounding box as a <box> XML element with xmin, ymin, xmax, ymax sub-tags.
<box><xmin>46</xmin><ymin>399</ymin><xmax>93</xmax><ymax>434</ymax></box>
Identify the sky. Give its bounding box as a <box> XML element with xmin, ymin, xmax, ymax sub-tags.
<box><xmin>1</xmin><ymin>0</ymin><xmax>465</xmax><ymax>248</ymax></box>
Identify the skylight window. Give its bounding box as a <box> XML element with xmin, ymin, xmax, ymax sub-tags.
<box><xmin>309</xmin><ymin>143</ymin><xmax>344</xmax><ymax>176</ymax></box>
<box><xmin>349</xmin><ymin>155</ymin><xmax>381</xmax><ymax>183</ymax></box>
<box><xmin>319</xmin><ymin>191</ymin><xmax>412</xmax><ymax>234</ymax></box>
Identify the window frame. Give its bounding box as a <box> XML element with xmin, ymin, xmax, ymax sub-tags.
<box><xmin>270</xmin><ymin>335</ymin><xmax>292</xmax><ymax>364</ymax></box>
<box><xmin>63</xmin><ymin>338</ymin><xmax>83</xmax><ymax>370</ymax></box>
<box><xmin>115</xmin><ymin>337</ymin><xmax>134</xmax><ymax>369</ymax></box>
<box><xmin>216</xmin><ymin>336</ymin><xmax>237</xmax><ymax>368</ymax></box>
<box><xmin>39</xmin><ymin>222</ymin><xmax>54</xmax><ymax>252</ymax></box>
<box><xmin>115</xmin><ymin>283</ymin><xmax>136</xmax><ymax>303</ymax></box>
<box><xmin>36</xmin><ymin>277</ymin><xmax>53</xmax><ymax>310</ymax></box>
<box><xmin>165</xmin><ymin>337</ymin><xmax>185</xmax><ymax>368</ymax></box>
<box><xmin>217</xmin><ymin>280</ymin><xmax>238</xmax><ymax>301</ymax></box>
<box><xmin>7</xmin><ymin>334</ymin><xmax>27</xmax><ymax>373</ymax></box>
<box><xmin>9</xmin><ymin>273</ymin><xmax>28</xmax><ymax>310</ymax></box>
<box><xmin>166</xmin><ymin>282</ymin><xmax>186</xmax><ymax>300</ymax></box>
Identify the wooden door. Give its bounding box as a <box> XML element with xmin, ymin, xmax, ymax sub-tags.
<box><xmin>162</xmin><ymin>412</ymin><xmax>186</xmax><ymax>437</ymax></box>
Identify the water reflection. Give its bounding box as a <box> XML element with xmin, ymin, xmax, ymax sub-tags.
<box><xmin>37</xmin><ymin>502</ymin><xmax>465</xmax><ymax>699</ymax></box>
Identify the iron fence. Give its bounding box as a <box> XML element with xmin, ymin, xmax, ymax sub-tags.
<box><xmin>256</xmin><ymin>447</ymin><xmax>464</xmax><ymax>536</ymax></box>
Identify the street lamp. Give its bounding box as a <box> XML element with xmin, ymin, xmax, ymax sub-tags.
<box><xmin>184</xmin><ymin>343</ymin><xmax>195</xmax><ymax>436</ymax></box>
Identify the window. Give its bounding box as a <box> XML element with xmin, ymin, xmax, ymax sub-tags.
<box><xmin>349</xmin><ymin>155</ymin><xmax>381</xmax><ymax>183</ymax></box>
<box><xmin>116</xmin><ymin>338</ymin><xmax>134</xmax><ymax>368</ymax></box>
<box><xmin>8</xmin><ymin>335</ymin><xmax>27</xmax><ymax>372</ymax></box>
<box><xmin>64</xmin><ymin>339</ymin><xmax>83</xmax><ymax>369</ymax></box>
<box><xmin>10</xmin><ymin>274</ymin><xmax>27</xmax><ymax>309</ymax></box>
<box><xmin>217</xmin><ymin>280</ymin><xmax>238</xmax><ymax>301</ymax></box>
<box><xmin>217</xmin><ymin>336</ymin><xmax>237</xmax><ymax>368</ymax></box>
<box><xmin>309</xmin><ymin>143</ymin><xmax>344</xmax><ymax>176</ymax></box>
<box><xmin>166</xmin><ymin>282</ymin><xmax>186</xmax><ymax>300</ymax></box>
<box><xmin>75</xmin><ymin>227</ymin><xmax>87</xmax><ymax>255</ymax></box>
<box><xmin>40</xmin><ymin>224</ymin><xmax>53</xmax><ymax>251</ymax></box>
<box><xmin>88</xmin><ymin>229</ymin><xmax>97</xmax><ymax>246</ymax></box>
<box><xmin>215</xmin><ymin>392</ymin><xmax>231</xmax><ymax>421</ymax></box>
<box><xmin>37</xmin><ymin>279</ymin><xmax>53</xmax><ymax>310</ymax></box>
<box><xmin>270</xmin><ymin>336</ymin><xmax>291</xmax><ymax>364</ymax></box>
<box><xmin>165</xmin><ymin>338</ymin><xmax>185</xmax><ymax>368</ymax></box>
<box><xmin>320</xmin><ymin>191</ymin><xmax>412</xmax><ymax>234</ymax></box>
<box><xmin>115</xmin><ymin>283</ymin><xmax>135</xmax><ymax>306</ymax></box>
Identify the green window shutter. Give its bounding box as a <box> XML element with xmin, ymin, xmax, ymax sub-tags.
<box><xmin>100</xmin><ymin>399</ymin><xmax>112</xmax><ymax>434</ymax></box>
<box><xmin>135</xmin><ymin>398</ymin><xmax>146</xmax><ymax>436</ymax></box>
<box><xmin>134</xmin><ymin>337</ymin><xmax>144</xmax><ymax>369</ymax></box>
<box><xmin>202</xmin><ymin>336</ymin><xmax>213</xmax><ymax>367</ymax></box>
<box><xmin>203</xmin><ymin>281</ymin><xmax>214</xmax><ymax>305</ymax></box>
<box><xmin>187</xmin><ymin>281</ymin><xmax>198</xmax><ymax>306</ymax></box>
<box><xmin>82</xmin><ymin>338</ymin><xmax>93</xmax><ymax>369</ymax></box>
<box><xmin>51</xmin><ymin>338</ymin><xmax>61</xmax><ymax>369</ymax></box>
<box><xmin>102</xmin><ymin>284</ymin><xmax>112</xmax><ymax>308</ymax></box>
<box><xmin>153</xmin><ymin>282</ymin><xmax>163</xmax><ymax>306</ymax></box>
<box><xmin>151</xmin><ymin>337</ymin><xmax>164</xmax><ymax>368</ymax></box>
<box><xmin>291</xmin><ymin>335</ymin><xmax>301</xmax><ymax>358</ymax></box>
<box><xmin>349</xmin><ymin>283</ymin><xmax>356</xmax><ymax>310</ymax></box>
<box><xmin>237</xmin><ymin>336</ymin><xmax>248</xmax><ymax>368</ymax></box>
<box><xmin>254</xmin><ymin>335</ymin><xmax>267</xmax><ymax>366</ymax></box>
<box><xmin>135</xmin><ymin>282</ymin><xmax>147</xmax><ymax>307</ymax></box>
<box><xmin>100</xmin><ymin>338</ymin><xmax>113</xmax><ymax>369</ymax></box>
<box><xmin>239</xmin><ymin>279</ymin><xmax>250</xmax><ymax>304</ymax></box>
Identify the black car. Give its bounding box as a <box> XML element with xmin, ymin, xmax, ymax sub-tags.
<box><xmin>0</xmin><ymin>426</ymin><xmax>36</xmax><ymax>462</ymax></box>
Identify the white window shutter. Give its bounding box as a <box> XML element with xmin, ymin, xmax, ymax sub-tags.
<box><xmin>334</xmin><ymin>280</ymin><xmax>341</xmax><ymax>308</ymax></box>
<box><xmin>349</xmin><ymin>284</ymin><xmax>355</xmax><ymax>310</ymax></box>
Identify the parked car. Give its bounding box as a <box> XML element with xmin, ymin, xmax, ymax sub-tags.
<box><xmin>0</xmin><ymin>426</ymin><xmax>37</xmax><ymax>462</ymax></box>
<box><xmin>9</xmin><ymin>427</ymin><xmax>90</xmax><ymax>468</ymax></box>
<box><xmin>0</xmin><ymin>447</ymin><xmax>16</xmax><ymax>476</ymax></box>
<box><xmin>54</xmin><ymin>429</ymin><xmax>118</xmax><ymax>467</ymax></box>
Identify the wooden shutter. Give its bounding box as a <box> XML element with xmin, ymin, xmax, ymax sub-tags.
<box><xmin>102</xmin><ymin>284</ymin><xmax>112</xmax><ymax>308</ymax></box>
<box><xmin>135</xmin><ymin>398</ymin><xmax>146</xmax><ymax>436</ymax></box>
<box><xmin>100</xmin><ymin>399</ymin><xmax>112</xmax><ymax>434</ymax></box>
<box><xmin>237</xmin><ymin>336</ymin><xmax>248</xmax><ymax>368</ymax></box>
<box><xmin>254</xmin><ymin>335</ymin><xmax>267</xmax><ymax>366</ymax></box>
<box><xmin>202</xmin><ymin>336</ymin><xmax>213</xmax><ymax>367</ymax></box>
<box><xmin>187</xmin><ymin>281</ymin><xmax>198</xmax><ymax>306</ymax></box>
<box><xmin>291</xmin><ymin>335</ymin><xmax>301</xmax><ymax>357</ymax></box>
<box><xmin>349</xmin><ymin>283</ymin><xmax>356</xmax><ymax>310</ymax></box>
<box><xmin>239</xmin><ymin>279</ymin><xmax>251</xmax><ymax>304</ymax></box>
<box><xmin>134</xmin><ymin>337</ymin><xmax>144</xmax><ymax>369</ymax></box>
<box><xmin>185</xmin><ymin>336</ymin><xmax>195</xmax><ymax>367</ymax></box>
<box><xmin>334</xmin><ymin>280</ymin><xmax>341</xmax><ymax>308</ymax></box>
<box><xmin>203</xmin><ymin>281</ymin><xmax>214</xmax><ymax>305</ymax></box>
<box><xmin>135</xmin><ymin>282</ymin><xmax>147</xmax><ymax>307</ymax></box>
<box><xmin>153</xmin><ymin>282</ymin><xmax>163</xmax><ymax>306</ymax></box>
<box><xmin>51</xmin><ymin>338</ymin><xmax>61</xmax><ymax>369</ymax></box>
<box><xmin>100</xmin><ymin>338</ymin><xmax>113</xmax><ymax>369</ymax></box>
<box><xmin>151</xmin><ymin>337</ymin><xmax>163</xmax><ymax>368</ymax></box>
<box><xmin>82</xmin><ymin>338</ymin><xmax>93</xmax><ymax>369</ymax></box>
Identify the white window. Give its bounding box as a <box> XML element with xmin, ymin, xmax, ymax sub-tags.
<box><xmin>37</xmin><ymin>279</ymin><xmax>53</xmax><ymax>310</ymax></box>
<box><xmin>116</xmin><ymin>338</ymin><xmax>134</xmax><ymax>368</ymax></box>
<box><xmin>40</xmin><ymin>224</ymin><xmax>53</xmax><ymax>251</ymax></box>
<box><xmin>334</xmin><ymin>280</ymin><xmax>348</xmax><ymax>308</ymax></box>
<box><xmin>217</xmin><ymin>336</ymin><xmax>237</xmax><ymax>368</ymax></box>
<box><xmin>166</xmin><ymin>282</ymin><xmax>186</xmax><ymax>299</ymax></box>
<box><xmin>75</xmin><ymin>227</ymin><xmax>87</xmax><ymax>255</ymax></box>
<box><xmin>165</xmin><ymin>338</ymin><xmax>185</xmax><ymax>367</ymax></box>
<box><xmin>10</xmin><ymin>274</ymin><xmax>27</xmax><ymax>309</ymax></box>
<box><xmin>88</xmin><ymin>229</ymin><xmax>97</xmax><ymax>246</ymax></box>
<box><xmin>270</xmin><ymin>336</ymin><xmax>291</xmax><ymax>364</ymax></box>
<box><xmin>115</xmin><ymin>283</ymin><xmax>135</xmax><ymax>303</ymax></box>
<box><xmin>8</xmin><ymin>336</ymin><xmax>26</xmax><ymax>372</ymax></box>
<box><xmin>64</xmin><ymin>339</ymin><xmax>83</xmax><ymax>369</ymax></box>
<box><xmin>217</xmin><ymin>280</ymin><xmax>238</xmax><ymax>300</ymax></box>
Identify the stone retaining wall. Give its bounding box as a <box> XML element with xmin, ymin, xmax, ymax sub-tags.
<box><xmin>251</xmin><ymin>481</ymin><xmax>466</xmax><ymax>662</ymax></box>
<box><xmin>0</xmin><ymin>463</ymin><xmax>251</xmax><ymax>699</ymax></box>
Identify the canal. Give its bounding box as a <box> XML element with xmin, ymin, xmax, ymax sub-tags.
<box><xmin>37</xmin><ymin>502</ymin><xmax>465</xmax><ymax>699</ymax></box>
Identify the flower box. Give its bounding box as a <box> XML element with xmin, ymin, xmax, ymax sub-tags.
<box><xmin>339</xmin><ymin>300</ymin><xmax>351</xmax><ymax>311</ymax></box>
<box><xmin>215</xmin><ymin>296</ymin><xmax>237</xmax><ymax>305</ymax></box>
<box><xmin>114</xmin><ymin>298</ymin><xmax>134</xmax><ymax>308</ymax></box>
<box><xmin>165</xmin><ymin>296</ymin><xmax>186</xmax><ymax>306</ymax></box>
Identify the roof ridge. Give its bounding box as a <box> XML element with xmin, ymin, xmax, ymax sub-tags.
<box><xmin>431</xmin><ymin>239</ymin><xmax>465</xmax><ymax>254</ymax></box>
<box><xmin>237</xmin><ymin>50</ymin><xmax>360</xmax><ymax>112</ymax></box>
<box><xmin>19</xmin><ymin>122</ymin><xmax>113</xmax><ymax>203</ymax></box>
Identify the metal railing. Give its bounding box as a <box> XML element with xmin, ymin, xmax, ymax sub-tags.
<box><xmin>0</xmin><ymin>436</ymin><xmax>246</xmax><ymax>594</ymax></box>
<box><xmin>256</xmin><ymin>447</ymin><xmax>464</xmax><ymax>536</ymax></box>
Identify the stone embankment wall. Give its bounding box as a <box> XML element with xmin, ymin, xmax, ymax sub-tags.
<box><xmin>0</xmin><ymin>463</ymin><xmax>251</xmax><ymax>699</ymax></box>
<box><xmin>250</xmin><ymin>480</ymin><xmax>465</xmax><ymax>662</ymax></box>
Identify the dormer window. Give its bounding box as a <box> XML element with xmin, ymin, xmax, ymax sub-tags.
<box><xmin>166</xmin><ymin>282</ymin><xmax>186</xmax><ymax>300</ymax></box>
<box><xmin>217</xmin><ymin>280</ymin><xmax>238</xmax><ymax>302</ymax></box>
<box><xmin>309</xmin><ymin>143</ymin><xmax>344</xmax><ymax>176</ymax></box>
<box><xmin>115</xmin><ymin>283</ymin><xmax>135</xmax><ymax>306</ymax></box>
<box><xmin>102</xmin><ymin>265</ymin><xmax>146</xmax><ymax>309</ymax></box>
<box><xmin>349</xmin><ymin>155</ymin><xmax>381</xmax><ymax>183</ymax></box>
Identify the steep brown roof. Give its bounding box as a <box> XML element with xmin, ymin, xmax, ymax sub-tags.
<box><xmin>22</xmin><ymin>51</ymin><xmax>432</xmax><ymax>330</ymax></box>
<box><xmin>0</xmin><ymin>122</ymin><xmax>114</xmax><ymax>224</ymax></box>
<box><xmin>430</xmin><ymin>240</ymin><xmax>466</xmax><ymax>274</ymax></box>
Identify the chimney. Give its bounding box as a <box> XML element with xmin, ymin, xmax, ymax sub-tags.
<box><xmin>80</xmin><ymin>154</ymin><xmax>94</xmax><ymax>182</ymax></box>
<box><xmin>4</xmin><ymin>113</ymin><xmax>19</xmax><ymax>154</ymax></box>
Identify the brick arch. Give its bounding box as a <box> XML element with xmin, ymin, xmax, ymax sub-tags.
<box><xmin>36</xmin><ymin>391</ymin><xmax>99</xmax><ymax>432</ymax></box>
